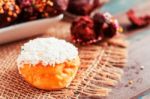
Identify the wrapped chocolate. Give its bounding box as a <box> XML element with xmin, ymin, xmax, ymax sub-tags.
<box><xmin>0</xmin><ymin>0</ymin><xmax>20</xmax><ymax>28</ymax></box>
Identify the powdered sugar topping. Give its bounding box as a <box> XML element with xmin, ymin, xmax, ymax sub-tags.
<box><xmin>17</xmin><ymin>37</ymin><xmax>78</xmax><ymax>68</ymax></box>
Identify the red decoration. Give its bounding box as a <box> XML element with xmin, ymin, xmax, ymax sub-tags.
<box><xmin>127</xmin><ymin>9</ymin><xmax>150</xmax><ymax>27</ymax></box>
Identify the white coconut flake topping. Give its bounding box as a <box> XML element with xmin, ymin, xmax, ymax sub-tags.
<box><xmin>17</xmin><ymin>37</ymin><xmax>78</xmax><ymax>68</ymax></box>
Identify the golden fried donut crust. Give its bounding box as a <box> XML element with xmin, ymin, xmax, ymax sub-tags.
<box><xmin>19</xmin><ymin>56</ymin><xmax>80</xmax><ymax>90</ymax></box>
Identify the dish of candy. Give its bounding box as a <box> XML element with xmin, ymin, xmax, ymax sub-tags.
<box><xmin>0</xmin><ymin>0</ymin><xmax>69</xmax><ymax>28</ymax></box>
<box><xmin>0</xmin><ymin>0</ymin><xmax>69</xmax><ymax>44</ymax></box>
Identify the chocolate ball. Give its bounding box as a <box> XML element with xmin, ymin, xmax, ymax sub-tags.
<box><xmin>93</xmin><ymin>13</ymin><xmax>105</xmax><ymax>37</ymax></box>
<box><xmin>0</xmin><ymin>0</ymin><xmax>20</xmax><ymax>28</ymax></box>
<box><xmin>67</xmin><ymin>0</ymin><xmax>103</xmax><ymax>16</ymax></box>
<box><xmin>16</xmin><ymin>0</ymin><xmax>68</xmax><ymax>21</ymax></box>
<box><xmin>35</xmin><ymin>0</ymin><xmax>69</xmax><ymax>17</ymax></box>
<box><xmin>93</xmin><ymin>13</ymin><xmax>118</xmax><ymax>38</ymax></box>
<box><xmin>102</xmin><ymin>23</ymin><xmax>117</xmax><ymax>38</ymax></box>
<box><xmin>71</xmin><ymin>16</ymin><xmax>96</xmax><ymax>43</ymax></box>
<box><xmin>52</xmin><ymin>0</ymin><xmax>69</xmax><ymax>14</ymax></box>
<box><xmin>16</xmin><ymin>0</ymin><xmax>39</xmax><ymax>21</ymax></box>
<box><xmin>93</xmin><ymin>0</ymin><xmax>103</xmax><ymax>9</ymax></box>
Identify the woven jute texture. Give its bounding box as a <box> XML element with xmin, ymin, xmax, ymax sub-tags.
<box><xmin>0</xmin><ymin>21</ymin><xmax>128</xmax><ymax>99</ymax></box>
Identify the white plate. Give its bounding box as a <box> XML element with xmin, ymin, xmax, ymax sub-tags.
<box><xmin>0</xmin><ymin>14</ymin><xmax>63</xmax><ymax>44</ymax></box>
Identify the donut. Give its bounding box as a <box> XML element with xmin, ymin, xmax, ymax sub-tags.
<box><xmin>0</xmin><ymin>0</ymin><xmax>20</xmax><ymax>28</ymax></box>
<box><xmin>17</xmin><ymin>37</ymin><xmax>80</xmax><ymax>90</ymax></box>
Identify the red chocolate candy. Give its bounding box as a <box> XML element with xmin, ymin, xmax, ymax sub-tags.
<box><xmin>93</xmin><ymin>13</ymin><xmax>105</xmax><ymax>38</ymax></box>
<box><xmin>93</xmin><ymin>0</ymin><xmax>103</xmax><ymax>9</ymax></box>
<box><xmin>93</xmin><ymin>13</ymin><xmax>118</xmax><ymax>38</ymax></box>
<box><xmin>102</xmin><ymin>22</ymin><xmax>117</xmax><ymax>38</ymax></box>
<box><xmin>71</xmin><ymin>16</ymin><xmax>96</xmax><ymax>44</ymax></box>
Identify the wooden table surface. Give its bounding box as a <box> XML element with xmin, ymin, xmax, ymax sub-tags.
<box><xmin>100</xmin><ymin>0</ymin><xmax>150</xmax><ymax>99</ymax></box>
<box><xmin>0</xmin><ymin>0</ymin><xmax>149</xmax><ymax>99</ymax></box>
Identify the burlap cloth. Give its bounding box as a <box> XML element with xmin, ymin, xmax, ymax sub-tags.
<box><xmin>0</xmin><ymin>21</ymin><xmax>127</xmax><ymax>99</ymax></box>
